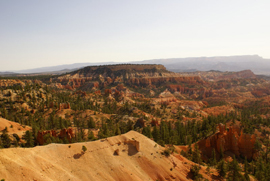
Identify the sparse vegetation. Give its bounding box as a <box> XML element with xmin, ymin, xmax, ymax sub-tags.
<box><xmin>190</xmin><ymin>165</ymin><xmax>202</xmax><ymax>180</ymax></box>
<box><xmin>1</xmin><ymin>65</ymin><xmax>270</xmax><ymax>179</ymax></box>
<box><xmin>82</xmin><ymin>145</ymin><xmax>87</xmax><ymax>153</ymax></box>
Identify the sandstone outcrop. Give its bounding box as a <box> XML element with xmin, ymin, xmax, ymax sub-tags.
<box><xmin>1</xmin><ymin>131</ymin><xmax>214</xmax><ymax>181</ymax></box>
<box><xmin>251</xmin><ymin>87</ymin><xmax>270</xmax><ymax>97</ymax></box>
<box><xmin>167</xmin><ymin>85</ymin><xmax>214</xmax><ymax>99</ymax></box>
<box><xmin>151</xmin><ymin>120</ymin><xmax>159</xmax><ymax>126</ymax></box>
<box><xmin>36</xmin><ymin>128</ymin><xmax>74</xmax><ymax>145</ymax></box>
<box><xmin>125</xmin><ymin>139</ymin><xmax>140</xmax><ymax>152</ymax></box>
<box><xmin>106</xmin><ymin>94</ymin><xmax>115</xmax><ymax>102</ymax></box>
<box><xmin>51</xmin><ymin>64</ymin><xmax>207</xmax><ymax>90</ymax></box>
<box><xmin>198</xmin><ymin>123</ymin><xmax>257</xmax><ymax>160</ymax></box>
<box><xmin>216</xmin><ymin>70</ymin><xmax>256</xmax><ymax>80</ymax></box>
<box><xmin>59</xmin><ymin>128</ymin><xmax>74</xmax><ymax>141</ymax></box>
<box><xmin>59</xmin><ymin>102</ymin><xmax>71</xmax><ymax>110</ymax></box>
<box><xmin>74</xmin><ymin>90</ymin><xmax>87</xmax><ymax>96</ymax></box>
<box><xmin>127</xmin><ymin>76</ymin><xmax>203</xmax><ymax>88</ymax></box>
<box><xmin>159</xmin><ymin>89</ymin><xmax>175</xmax><ymax>98</ymax></box>
<box><xmin>0</xmin><ymin>79</ymin><xmax>25</xmax><ymax>88</ymax></box>
<box><xmin>36</xmin><ymin>130</ymin><xmax>57</xmax><ymax>145</ymax></box>
<box><xmin>182</xmin><ymin>69</ymin><xmax>257</xmax><ymax>81</ymax></box>
<box><xmin>0</xmin><ymin>117</ymin><xmax>31</xmax><ymax>138</ymax></box>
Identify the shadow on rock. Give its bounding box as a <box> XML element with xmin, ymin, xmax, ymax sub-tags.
<box><xmin>127</xmin><ymin>143</ymin><xmax>138</xmax><ymax>156</ymax></box>
<box><xmin>73</xmin><ymin>152</ymin><xmax>84</xmax><ymax>159</ymax></box>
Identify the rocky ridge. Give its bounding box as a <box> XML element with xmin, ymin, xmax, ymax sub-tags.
<box><xmin>51</xmin><ymin>64</ymin><xmax>204</xmax><ymax>90</ymax></box>
<box><xmin>0</xmin><ymin>131</ymin><xmax>217</xmax><ymax>181</ymax></box>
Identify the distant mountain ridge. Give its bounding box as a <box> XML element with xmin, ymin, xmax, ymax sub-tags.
<box><xmin>6</xmin><ymin>55</ymin><xmax>270</xmax><ymax>75</ymax></box>
<box><xmin>137</xmin><ymin>55</ymin><xmax>270</xmax><ymax>74</ymax></box>
<box><xmin>13</xmin><ymin>62</ymin><xmax>119</xmax><ymax>74</ymax></box>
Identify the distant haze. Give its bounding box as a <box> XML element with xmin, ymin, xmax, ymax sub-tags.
<box><xmin>138</xmin><ymin>55</ymin><xmax>270</xmax><ymax>75</ymax></box>
<box><xmin>1</xmin><ymin>1</ymin><xmax>270</xmax><ymax>71</ymax></box>
<box><xmin>5</xmin><ymin>55</ymin><xmax>270</xmax><ymax>75</ymax></box>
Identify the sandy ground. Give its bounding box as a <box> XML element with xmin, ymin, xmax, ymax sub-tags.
<box><xmin>0</xmin><ymin>117</ymin><xmax>31</xmax><ymax>137</ymax></box>
<box><xmin>0</xmin><ymin>130</ymin><xmax>220</xmax><ymax>181</ymax></box>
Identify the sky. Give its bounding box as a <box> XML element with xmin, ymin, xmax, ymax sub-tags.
<box><xmin>0</xmin><ymin>0</ymin><xmax>269</xmax><ymax>71</ymax></box>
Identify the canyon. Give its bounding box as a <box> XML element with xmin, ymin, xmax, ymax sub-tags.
<box><xmin>1</xmin><ymin>64</ymin><xmax>269</xmax><ymax>181</ymax></box>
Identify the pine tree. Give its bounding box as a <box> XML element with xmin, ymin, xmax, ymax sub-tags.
<box><xmin>160</xmin><ymin>121</ymin><xmax>169</xmax><ymax>143</ymax></box>
<box><xmin>190</xmin><ymin>165</ymin><xmax>202</xmax><ymax>180</ymax></box>
<box><xmin>88</xmin><ymin>130</ymin><xmax>95</xmax><ymax>141</ymax></box>
<box><xmin>152</xmin><ymin>126</ymin><xmax>160</xmax><ymax>142</ymax></box>
<box><xmin>244</xmin><ymin>157</ymin><xmax>250</xmax><ymax>181</ymax></box>
<box><xmin>115</xmin><ymin>124</ymin><xmax>121</xmax><ymax>135</ymax></box>
<box><xmin>192</xmin><ymin>143</ymin><xmax>202</xmax><ymax>164</ymax></box>
<box><xmin>220</xmin><ymin>146</ymin><xmax>224</xmax><ymax>160</ymax></box>
<box><xmin>217</xmin><ymin>159</ymin><xmax>227</xmax><ymax>177</ymax></box>
<box><xmin>87</xmin><ymin>117</ymin><xmax>96</xmax><ymax>129</ymax></box>
<box><xmin>255</xmin><ymin>155</ymin><xmax>265</xmax><ymax>181</ymax></box>
<box><xmin>254</xmin><ymin>139</ymin><xmax>262</xmax><ymax>152</ymax></box>
<box><xmin>227</xmin><ymin>156</ymin><xmax>244</xmax><ymax>181</ymax></box>
<box><xmin>0</xmin><ymin>132</ymin><xmax>11</xmax><ymax>148</ymax></box>
<box><xmin>23</xmin><ymin>130</ymin><xmax>34</xmax><ymax>147</ymax></box>
<box><xmin>127</xmin><ymin>120</ymin><xmax>133</xmax><ymax>131</ymax></box>
<box><xmin>102</xmin><ymin>122</ymin><xmax>109</xmax><ymax>137</ymax></box>
<box><xmin>210</xmin><ymin>149</ymin><xmax>217</xmax><ymax>166</ymax></box>
<box><xmin>142</xmin><ymin>126</ymin><xmax>152</xmax><ymax>138</ymax></box>
<box><xmin>188</xmin><ymin>143</ymin><xmax>193</xmax><ymax>157</ymax></box>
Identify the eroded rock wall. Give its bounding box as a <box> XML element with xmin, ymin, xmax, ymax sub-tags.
<box><xmin>36</xmin><ymin>128</ymin><xmax>74</xmax><ymax>145</ymax></box>
<box><xmin>199</xmin><ymin>123</ymin><xmax>257</xmax><ymax>160</ymax></box>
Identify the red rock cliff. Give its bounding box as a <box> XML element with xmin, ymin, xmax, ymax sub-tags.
<box><xmin>36</xmin><ymin>128</ymin><xmax>74</xmax><ymax>145</ymax></box>
<box><xmin>198</xmin><ymin>123</ymin><xmax>257</xmax><ymax>160</ymax></box>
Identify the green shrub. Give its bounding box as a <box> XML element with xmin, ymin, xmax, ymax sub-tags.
<box><xmin>82</xmin><ymin>145</ymin><xmax>87</xmax><ymax>153</ymax></box>
<box><xmin>190</xmin><ymin>165</ymin><xmax>202</xmax><ymax>180</ymax></box>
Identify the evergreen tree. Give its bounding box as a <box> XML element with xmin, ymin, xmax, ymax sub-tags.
<box><xmin>127</xmin><ymin>120</ymin><xmax>133</xmax><ymax>131</ymax></box>
<box><xmin>87</xmin><ymin>116</ymin><xmax>96</xmax><ymax>129</ymax></box>
<box><xmin>255</xmin><ymin>155</ymin><xmax>265</xmax><ymax>181</ymax></box>
<box><xmin>217</xmin><ymin>159</ymin><xmax>227</xmax><ymax>177</ymax></box>
<box><xmin>210</xmin><ymin>149</ymin><xmax>217</xmax><ymax>166</ymax></box>
<box><xmin>152</xmin><ymin>126</ymin><xmax>160</xmax><ymax>142</ymax></box>
<box><xmin>160</xmin><ymin>121</ymin><xmax>169</xmax><ymax>143</ymax></box>
<box><xmin>102</xmin><ymin>122</ymin><xmax>109</xmax><ymax>137</ymax></box>
<box><xmin>227</xmin><ymin>156</ymin><xmax>244</xmax><ymax>181</ymax></box>
<box><xmin>190</xmin><ymin>165</ymin><xmax>202</xmax><ymax>180</ymax></box>
<box><xmin>254</xmin><ymin>139</ymin><xmax>262</xmax><ymax>152</ymax></box>
<box><xmin>220</xmin><ymin>146</ymin><xmax>224</xmax><ymax>160</ymax></box>
<box><xmin>192</xmin><ymin>143</ymin><xmax>202</xmax><ymax>164</ymax></box>
<box><xmin>244</xmin><ymin>157</ymin><xmax>250</xmax><ymax>181</ymax></box>
<box><xmin>0</xmin><ymin>132</ymin><xmax>11</xmax><ymax>148</ymax></box>
<box><xmin>114</xmin><ymin>124</ymin><xmax>121</xmax><ymax>135</ymax></box>
<box><xmin>23</xmin><ymin>130</ymin><xmax>34</xmax><ymax>147</ymax></box>
<box><xmin>88</xmin><ymin>130</ymin><xmax>95</xmax><ymax>141</ymax></box>
<box><xmin>142</xmin><ymin>126</ymin><xmax>152</xmax><ymax>138</ymax></box>
<box><xmin>188</xmin><ymin>143</ymin><xmax>193</xmax><ymax>155</ymax></box>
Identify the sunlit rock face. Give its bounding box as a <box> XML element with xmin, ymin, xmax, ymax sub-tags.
<box><xmin>199</xmin><ymin>123</ymin><xmax>257</xmax><ymax>160</ymax></box>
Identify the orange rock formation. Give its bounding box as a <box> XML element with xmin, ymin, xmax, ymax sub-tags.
<box><xmin>199</xmin><ymin>123</ymin><xmax>257</xmax><ymax>160</ymax></box>
<box><xmin>36</xmin><ymin>128</ymin><xmax>74</xmax><ymax>145</ymax></box>
<box><xmin>59</xmin><ymin>102</ymin><xmax>71</xmax><ymax>110</ymax></box>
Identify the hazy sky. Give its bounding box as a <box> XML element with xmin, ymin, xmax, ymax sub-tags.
<box><xmin>0</xmin><ymin>0</ymin><xmax>269</xmax><ymax>71</ymax></box>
